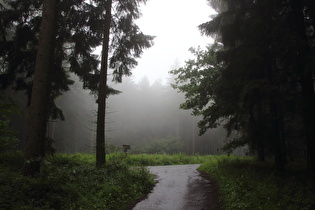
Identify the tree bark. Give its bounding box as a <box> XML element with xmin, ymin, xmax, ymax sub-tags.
<box><xmin>96</xmin><ymin>0</ymin><xmax>112</xmax><ymax>167</ymax></box>
<box><xmin>23</xmin><ymin>0</ymin><xmax>57</xmax><ymax>176</ymax></box>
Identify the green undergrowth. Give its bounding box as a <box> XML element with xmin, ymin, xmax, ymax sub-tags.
<box><xmin>44</xmin><ymin>152</ymin><xmax>211</xmax><ymax>166</ymax></box>
<box><xmin>4</xmin><ymin>152</ymin><xmax>313</xmax><ymax>209</ymax></box>
<box><xmin>199</xmin><ymin>156</ymin><xmax>315</xmax><ymax>210</ymax></box>
<box><xmin>0</xmin><ymin>152</ymin><xmax>154</xmax><ymax>209</ymax></box>
<box><xmin>108</xmin><ymin>152</ymin><xmax>212</xmax><ymax>166</ymax></box>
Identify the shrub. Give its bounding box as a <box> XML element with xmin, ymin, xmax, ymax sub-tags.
<box><xmin>0</xmin><ymin>153</ymin><xmax>154</xmax><ymax>209</ymax></box>
<box><xmin>199</xmin><ymin>156</ymin><xmax>315</xmax><ymax>210</ymax></box>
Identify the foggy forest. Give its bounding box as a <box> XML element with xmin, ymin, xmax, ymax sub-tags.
<box><xmin>1</xmin><ymin>0</ymin><xmax>315</xmax><ymax>209</ymax></box>
<box><xmin>52</xmin><ymin>74</ymin><xmax>234</xmax><ymax>155</ymax></box>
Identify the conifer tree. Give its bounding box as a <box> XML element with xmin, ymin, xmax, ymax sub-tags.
<box><xmin>199</xmin><ymin>0</ymin><xmax>290</xmax><ymax>169</ymax></box>
<box><xmin>289</xmin><ymin>0</ymin><xmax>315</xmax><ymax>179</ymax></box>
<box><xmin>96</xmin><ymin>0</ymin><xmax>154</xmax><ymax>167</ymax></box>
<box><xmin>23</xmin><ymin>0</ymin><xmax>57</xmax><ymax>176</ymax></box>
<box><xmin>173</xmin><ymin>0</ymin><xmax>315</xmax><ymax>174</ymax></box>
<box><xmin>0</xmin><ymin>0</ymin><xmax>106</xmax><ymax>175</ymax></box>
<box><xmin>0</xmin><ymin>0</ymin><xmax>154</xmax><ymax>169</ymax></box>
<box><xmin>96</xmin><ymin>0</ymin><xmax>112</xmax><ymax>167</ymax></box>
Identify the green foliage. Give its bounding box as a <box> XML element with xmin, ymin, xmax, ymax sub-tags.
<box><xmin>110</xmin><ymin>1</ymin><xmax>155</xmax><ymax>83</ymax></box>
<box><xmin>170</xmin><ymin>44</ymin><xmax>222</xmax><ymax>135</ymax></box>
<box><xmin>0</xmin><ymin>153</ymin><xmax>154</xmax><ymax>209</ymax></box>
<box><xmin>109</xmin><ymin>152</ymin><xmax>212</xmax><ymax>166</ymax></box>
<box><xmin>133</xmin><ymin>136</ymin><xmax>185</xmax><ymax>154</ymax></box>
<box><xmin>172</xmin><ymin>0</ymin><xmax>315</xmax><ymax>168</ymax></box>
<box><xmin>106</xmin><ymin>141</ymin><xmax>121</xmax><ymax>154</ymax></box>
<box><xmin>0</xmin><ymin>93</ymin><xmax>20</xmax><ymax>152</ymax></box>
<box><xmin>0</xmin><ymin>0</ymin><xmax>154</xmax><ymax>119</ymax></box>
<box><xmin>0</xmin><ymin>120</ymin><xmax>19</xmax><ymax>151</ymax></box>
<box><xmin>0</xmin><ymin>151</ymin><xmax>24</xmax><ymax>168</ymax></box>
<box><xmin>3</xmin><ymin>153</ymin><xmax>314</xmax><ymax>209</ymax></box>
<box><xmin>199</xmin><ymin>157</ymin><xmax>315</xmax><ymax>210</ymax></box>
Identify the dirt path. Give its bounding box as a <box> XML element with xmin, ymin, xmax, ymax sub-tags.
<box><xmin>129</xmin><ymin>164</ymin><xmax>221</xmax><ymax>210</ymax></box>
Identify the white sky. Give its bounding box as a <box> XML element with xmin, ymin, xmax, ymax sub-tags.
<box><xmin>131</xmin><ymin>0</ymin><xmax>215</xmax><ymax>84</ymax></box>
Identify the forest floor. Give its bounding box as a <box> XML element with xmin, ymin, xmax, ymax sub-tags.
<box><xmin>1</xmin><ymin>153</ymin><xmax>314</xmax><ymax>209</ymax></box>
<box><xmin>0</xmin><ymin>152</ymin><xmax>155</xmax><ymax>209</ymax></box>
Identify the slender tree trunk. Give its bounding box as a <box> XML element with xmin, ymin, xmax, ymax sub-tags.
<box><xmin>192</xmin><ymin>118</ymin><xmax>195</xmax><ymax>155</ymax></box>
<box><xmin>291</xmin><ymin>0</ymin><xmax>315</xmax><ymax>180</ymax></box>
<box><xmin>23</xmin><ymin>0</ymin><xmax>57</xmax><ymax>176</ymax></box>
<box><xmin>96</xmin><ymin>0</ymin><xmax>112</xmax><ymax>167</ymax></box>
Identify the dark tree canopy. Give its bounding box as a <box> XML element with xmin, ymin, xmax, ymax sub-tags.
<box><xmin>0</xmin><ymin>0</ymin><xmax>154</xmax><ymax>172</ymax></box>
<box><xmin>172</xmin><ymin>0</ymin><xmax>315</xmax><ymax>175</ymax></box>
<box><xmin>0</xmin><ymin>0</ymin><xmax>153</xmax><ymax>120</ymax></box>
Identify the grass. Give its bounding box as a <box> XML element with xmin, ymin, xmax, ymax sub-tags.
<box><xmin>108</xmin><ymin>152</ymin><xmax>211</xmax><ymax>166</ymax></box>
<box><xmin>198</xmin><ymin>156</ymin><xmax>315</xmax><ymax>210</ymax></box>
<box><xmin>0</xmin><ymin>152</ymin><xmax>155</xmax><ymax>210</ymax></box>
<box><xmin>0</xmin><ymin>152</ymin><xmax>211</xmax><ymax>209</ymax></box>
<box><xmin>1</xmin><ymin>152</ymin><xmax>314</xmax><ymax>209</ymax></box>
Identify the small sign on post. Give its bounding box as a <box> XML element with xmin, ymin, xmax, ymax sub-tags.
<box><xmin>122</xmin><ymin>145</ymin><xmax>131</xmax><ymax>153</ymax></box>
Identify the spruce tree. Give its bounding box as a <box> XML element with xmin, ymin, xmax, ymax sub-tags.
<box><xmin>0</xmin><ymin>0</ymin><xmax>106</xmax><ymax>174</ymax></box>
<box><xmin>96</xmin><ymin>0</ymin><xmax>112</xmax><ymax>167</ymax></box>
<box><xmin>0</xmin><ymin>0</ymin><xmax>154</xmax><ymax>169</ymax></box>
<box><xmin>173</xmin><ymin>0</ymin><xmax>315</xmax><ymax>173</ymax></box>
<box><xmin>23</xmin><ymin>0</ymin><xmax>58</xmax><ymax>176</ymax></box>
<box><xmin>289</xmin><ymin>0</ymin><xmax>315</xmax><ymax>179</ymax></box>
<box><xmin>96</xmin><ymin>0</ymin><xmax>154</xmax><ymax>167</ymax></box>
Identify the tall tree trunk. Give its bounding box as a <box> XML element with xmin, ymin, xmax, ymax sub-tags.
<box><xmin>23</xmin><ymin>0</ymin><xmax>57</xmax><ymax>176</ymax></box>
<box><xmin>96</xmin><ymin>0</ymin><xmax>112</xmax><ymax>167</ymax></box>
<box><xmin>291</xmin><ymin>0</ymin><xmax>315</xmax><ymax>180</ymax></box>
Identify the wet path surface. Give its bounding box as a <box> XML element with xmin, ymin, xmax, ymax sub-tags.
<box><xmin>132</xmin><ymin>164</ymin><xmax>220</xmax><ymax>210</ymax></box>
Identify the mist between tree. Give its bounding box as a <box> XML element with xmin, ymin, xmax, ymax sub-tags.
<box><xmin>39</xmin><ymin>73</ymin><xmax>242</xmax><ymax>156</ymax></box>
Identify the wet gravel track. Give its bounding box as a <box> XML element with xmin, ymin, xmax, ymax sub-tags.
<box><xmin>130</xmin><ymin>164</ymin><xmax>221</xmax><ymax>210</ymax></box>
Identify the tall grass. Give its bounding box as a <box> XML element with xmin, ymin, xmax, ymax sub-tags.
<box><xmin>3</xmin><ymin>152</ymin><xmax>313</xmax><ymax>209</ymax></box>
<box><xmin>38</xmin><ymin>152</ymin><xmax>212</xmax><ymax>166</ymax></box>
<box><xmin>199</xmin><ymin>156</ymin><xmax>315</xmax><ymax>210</ymax></box>
<box><xmin>0</xmin><ymin>152</ymin><xmax>213</xmax><ymax>208</ymax></box>
<box><xmin>108</xmin><ymin>152</ymin><xmax>212</xmax><ymax>166</ymax></box>
<box><xmin>0</xmin><ymin>152</ymin><xmax>154</xmax><ymax>209</ymax></box>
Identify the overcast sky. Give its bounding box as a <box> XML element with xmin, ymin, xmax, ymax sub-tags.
<box><xmin>130</xmin><ymin>0</ymin><xmax>215</xmax><ymax>84</ymax></box>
